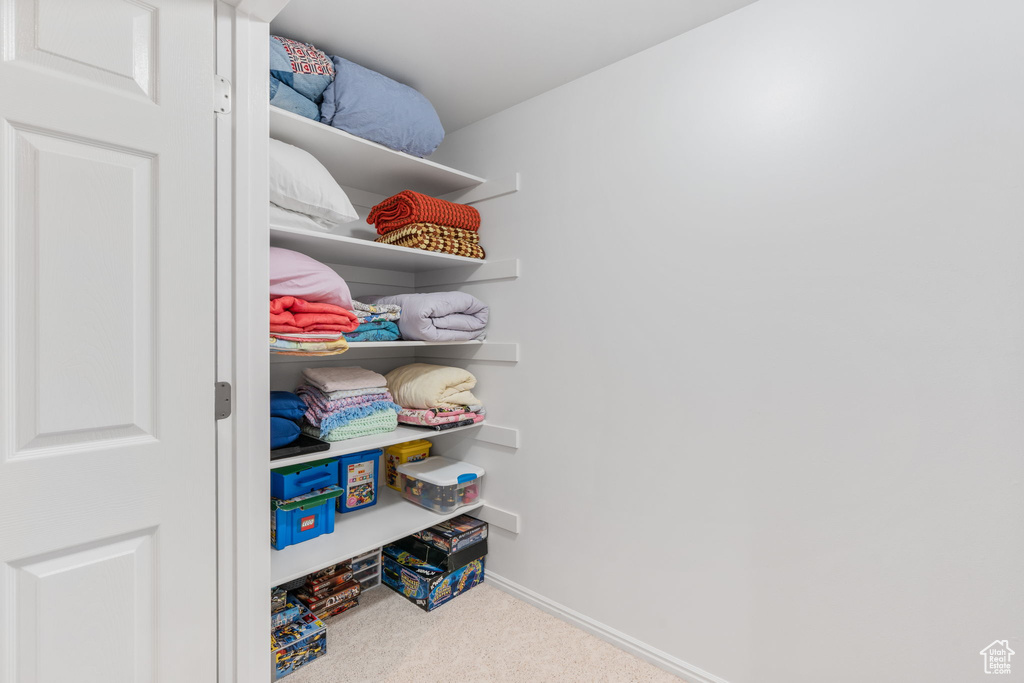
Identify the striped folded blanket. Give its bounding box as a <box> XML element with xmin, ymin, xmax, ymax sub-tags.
<box><xmin>269</xmin><ymin>335</ymin><xmax>348</xmax><ymax>356</ymax></box>
<box><xmin>376</xmin><ymin>223</ymin><xmax>485</xmax><ymax>259</ymax></box>
<box><xmin>367</xmin><ymin>190</ymin><xmax>480</xmax><ymax>234</ymax></box>
<box><xmin>297</xmin><ymin>384</ymin><xmax>395</xmax><ymax>416</ymax></box>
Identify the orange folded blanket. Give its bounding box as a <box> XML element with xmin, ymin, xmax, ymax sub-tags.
<box><xmin>366</xmin><ymin>190</ymin><xmax>481</xmax><ymax>235</ymax></box>
<box><xmin>269</xmin><ymin>296</ymin><xmax>359</xmax><ymax>333</ymax></box>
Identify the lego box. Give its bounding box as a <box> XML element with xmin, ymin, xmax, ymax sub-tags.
<box><xmin>270</xmin><ymin>603</ymin><xmax>326</xmax><ymax>680</ymax></box>
<box><xmin>412</xmin><ymin>515</ymin><xmax>487</xmax><ymax>554</ymax></box>
<box><xmin>271</xmin><ymin>601</ymin><xmax>303</xmax><ymax>630</ymax></box>
<box><xmin>392</xmin><ymin>533</ymin><xmax>487</xmax><ymax>573</ymax></box>
<box><xmin>381</xmin><ymin>545</ymin><xmax>485</xmax><ymax>612</ymax></box>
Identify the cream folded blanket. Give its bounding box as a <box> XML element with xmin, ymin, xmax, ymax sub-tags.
<box><xmin>385</xmin><ymin>363</ymin><xmax>481</xmax><ymax>409</ymax></box>
<box><xmin>302</xmin><ymin>366</ymin><xmax>387</xmax><ymax>393</ymax></box>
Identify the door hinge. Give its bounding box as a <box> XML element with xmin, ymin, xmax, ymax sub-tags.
<box><xmin>215</xmin><ymin>382</ymin><xmax>232</xmax><ymax>420</ymax></box>
<box><xmin>215</xmin><ymin>75</ymin><xmax>231</xmax><ymax>114</ymax></box>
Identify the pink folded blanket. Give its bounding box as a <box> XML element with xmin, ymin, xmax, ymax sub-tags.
<box><xmin>397</xmin><ymin>407</ymin><xmax>485</xmax><ymax>427</ymax></box>
<box><xmin>270</xmin><ymin>296</ymin><xmax>359</xmax><ymax>333</ymax></box>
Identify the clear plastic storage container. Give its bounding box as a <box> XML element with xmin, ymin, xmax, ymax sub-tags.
<box><xmin>397</xmin><ymin>456</ymin><xmax>484</xmax><ymax>513</ymax></box>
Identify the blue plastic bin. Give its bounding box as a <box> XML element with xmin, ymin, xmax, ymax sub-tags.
<box><xmin>271</xmin><ymin>486</ymin><xmax>342</xmax><ymax>550</ymax></box>
<box><xmin>271</xmin><ymin>457</ymin><xmax>339</xmax><ymax>500</ymax></box>
<box><xmin>337</xmin><ymin>449</ymin><xmax>382</xmax><ymax>514</ymax></box>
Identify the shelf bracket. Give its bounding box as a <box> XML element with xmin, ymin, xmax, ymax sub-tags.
<box><xmin>438</xmin><ymin>173</ymin><xmax>520</xmax><ymax>205</ymax></box>
<box><xmin>474</xmin><ymin>424</ymin><xmax>520</xmax><ymax>448</ymax></box>
<box><xmin>419</xmin><ymin>343</ymin><xmax>518</xmax><ymax>364</ymax></box>
<box><xmin>415</xmin><ymin>258</ymin><xmax>519</xmax><ymax>289</ymax></box>
<box><xmin>475</xmin><ymin>504</ymin><xmax>520</xmax><ymax>534</ymax></box>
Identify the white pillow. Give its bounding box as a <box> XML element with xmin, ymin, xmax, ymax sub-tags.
<box><xmin>269</xmin><ymin>202</ymin><xmax>336</xmax><ymax>232</ymax></box>
<box><xmin>268</xmin><ymin>138</ymin><xmax>358</xmax><ymax>226</ymax></box>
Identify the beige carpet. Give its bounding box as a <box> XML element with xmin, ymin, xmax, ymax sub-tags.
<box><xmin>285</xmin><ymin>581</ymin><xmax>684</xmax><ymax>683</ymax></box>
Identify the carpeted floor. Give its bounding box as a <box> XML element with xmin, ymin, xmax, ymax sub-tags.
<box><xmin>286</xmin><ymin>581</ymin><xmax>684</xmax><ymax>683</ymax></box>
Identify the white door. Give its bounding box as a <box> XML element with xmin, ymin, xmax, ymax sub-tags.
<box><xmin>0</xmin><ymin>1</ymin><xmax>218</xmax><ymax>681</ymax></box>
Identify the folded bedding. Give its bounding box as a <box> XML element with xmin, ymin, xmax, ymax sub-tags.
<box><xmin>270</xmin><ymin>77</ymin><xmax>320</xmax><ymax>120</ymax></box>
<box><xmin>270</xmin><ymin>250</ymin><xmax>353</xmax><ymax>310</ymax></box>
<box><xmin>270</xmin><ymin>332</ymin><xmax>346</xmax><ymax>341</ymax></box>
<box><xmin>384</xmin><ymin>363</ymin><xmax>481</xmax><ymax>410</ymax></box>
<box><xmin>367</xmin><ymin>191</ymin><xmax>480</xmax><ymax>235</ymax></box>
<box><xmin>296</xmin><ymin>385</ymin><xmax>394</xmax><ymax>414</ymax></box>
<box><xmin>352</xmin><ymin>300</ymin><xmax>401</xmax><ymax>322</ymax></box>
<box><xmin>269</xmin><ymin>36</ymin><xmax>335</xmax><ymax>121</ymax></box>
<box><xmin>302</xmin><ymin>366</ymin><xmax>387</xmax><ymax>393</ymax></box>
<box><xmin>303</xmin><ymin>409</ymin><xmax>398</xmax><ymax>442</ymax></box>
<box><xmin>375</xmin><ymin>223</ymin><xmax>485</xmax><ymax>260</ymax></box>
<box><xmin>343</xmin><ymin>321</ymin><xmax>401</xmax><ymax>342</ymax></box>
<box><xmin>397</xmin><ymin>407</ymin><xmax>485</xmax><ymax>428</ymax></box>
<box><xmin>305</xmin><ymin>399</ymin><xmax>402</xmax><ymax>437</ymax></box>
<box><xmin>320</xmin><ymin>56</ymin><xmax>444</xmax><ymax>157</ymax></box>
<box><xmin>271</xmin><ymin>416</ymin><xmax>302</xmax><ymax>449</ymax></box>
<box><xmin>319</xmin><ymin>386</ymin><xmax>390</xmax><ymax>401</ymax></box>
<box><xmin>269</xmin><ymin>336</ymin><xmax>349</xmax><ymax>356</ymax></box>
<box><xmin>417</xmin><ymin>417</ymin><xmax>479</xmax><ymax>432</ymax></box>
<box><xmin>269</xmin><ymin>296</ymin><xmax>359</xmax><ymax>333</ymax></box>
<box><xmin>361</xmin><ymin>292</ymin><xmax>487</xmax><ymax>342</ymax></box>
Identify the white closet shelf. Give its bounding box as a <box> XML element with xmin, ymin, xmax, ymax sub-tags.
<box><xmin>270</xmin><ymin>225</ymin><xmax>486</xmax><ymax>272</ymax></box>
<box><xmin>269</xmin><ymin>422</ymin><xmax>485</xmax><ymax>469</ymax></box>
<box><xmin>269</xmin><ymin>107</ymin><xmax>485</xmax><ymax>197</ymax></box>
<box><xmin>271</xmin><ymin>486</ymin><xmax>484</xmax><ymax>586</ymax></box>
<box><xmin>270</xmin><ymin>341</ymin><xmax>519</xmax><ymax>364</ymax></box>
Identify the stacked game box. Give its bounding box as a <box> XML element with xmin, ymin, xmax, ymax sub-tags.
<box><xmin>382</xmin><ymin>515</ymin><xmax>488</xmax><ymax>611</ymax></box>
<box><xmin>290</xmin><ymin>562</ymin><xmax>361</xmax><ymax>620</ymax></box>
<box><xmin>271</xmin><ymin>602</ymin><xmax>327</xmax><ymax>680</ymax></box>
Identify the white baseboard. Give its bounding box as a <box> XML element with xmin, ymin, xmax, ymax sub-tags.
<box><xmin>484</xmin><ymin>571</ymin><xmax>730</xmax><ymax>683</ymax></box>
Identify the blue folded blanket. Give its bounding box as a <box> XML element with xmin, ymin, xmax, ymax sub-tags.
<box><xmin>343</xmin><ymin>321</ymin><xmax>401</xmax><ymax>343</ymax></box>
<box><xmin>271</xmin><ymin>416</ymin><xmax>301</xmax><ymax>449</ymax></box>
<box><xmin>271</xmin><ymin>391</ymin><xmax>307</xmax><ymax>421</ymax></box>
<box><xmin>269</xmin><ymin>36</ymin><xmax>335</xmax><ymax>121</ymax></box>
<box><xmin>320</xmin><ymin>56</ymin><xmax>444</xmax><ymax>157</ymax></box>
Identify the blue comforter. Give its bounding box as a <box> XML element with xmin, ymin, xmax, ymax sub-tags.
<box><xmin>320</xmin><ymin>56</ymin><xmax>445</xmax><ymax>157</ymax></box>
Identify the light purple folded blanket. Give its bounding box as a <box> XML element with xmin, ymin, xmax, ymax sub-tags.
<box><xmin>361</xmin><ymin>292</ymin><xmax>488</xmax><ymax>342</ymax></box>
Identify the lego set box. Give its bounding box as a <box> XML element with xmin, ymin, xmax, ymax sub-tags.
<box><xmin>270</xmin><ymin>603</ymin><xmax>326</xmax><ymax>680</ymax></box>
<box><xmin>411</xmin><ymin>514</ymin><xmax>487</xmax><ymax>554</ymax></box>
<box><xmin>392</xmin><ymin>534</ymin><xmax>488</xmax><ymax>572</ymax></box>
<box><xmin>381</xmin><ymin>540</ymin><xmax>487</xmax><ymax>611</ymax></box>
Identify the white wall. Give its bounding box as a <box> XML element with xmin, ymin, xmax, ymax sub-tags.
<box><xmin>432</xmin><ymin>1</ymin><xmax>1024</xmax><ymax>681</ymax></box>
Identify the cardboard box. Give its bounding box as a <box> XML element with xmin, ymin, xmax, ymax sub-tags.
<box><xmin>381</xmin><ymin>545</ymin><xmax>485</xmax><ymax>612</ymax></box>
<box><xmin>412</xmin><ymin>514</ymin><xmax>487</xmax><ymax>554</ymax></box>
<box><xmin>313</xmin><ymin>597</ymin><xmax>358</xmax><ymax>621</ymax></box>
<box><xmin>271</xmin><ymin>601</ymin><xmax>303</xmax><ymax>629</ymax></box>
<box><xmin>292</xmin><ymin>579</ymin><xmax>361</xmax><ymax>613</ymax></box>
<box><xmin>392</xmin><ymin>534</ymin><xmax>488</xmax><ymax>572</ymax></box>
<box><xmin>303</xmin><ymin>570</ymin><xmax>355</xmax><ymax>598</ymax></box>
<box><xmin>271</xmin><ymin>603</ymin><xmax>326</xmax><ymax>680</ymax></box>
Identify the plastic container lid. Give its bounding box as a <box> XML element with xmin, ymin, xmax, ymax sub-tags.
<box><xmin>385</xmin><ymin>440</ymin><xmax>432</xmax><ymax>456</ymax></box>
<box><xmin>396</xmin><ymin>455</ymin><xmax>484</xmax><ymax>486</ymax></box>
